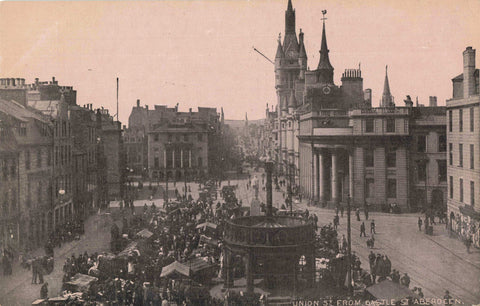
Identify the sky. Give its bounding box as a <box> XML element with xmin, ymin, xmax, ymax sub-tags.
<box><xmin>1</xmin><ymin>0</ymin><xmax>480</xmax><ymax>125</ymax></box>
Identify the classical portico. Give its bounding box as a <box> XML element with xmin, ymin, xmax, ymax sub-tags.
<box><xmin>312</xmin><ymin>145</ymin><xmax>352</xmax><ymax>206</ymax></box>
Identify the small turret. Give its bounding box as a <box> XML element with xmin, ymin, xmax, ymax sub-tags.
<box><xmin>316</xmin><ymin>11</ymin><xmax>334</xmax><ymax>84</ymax></box>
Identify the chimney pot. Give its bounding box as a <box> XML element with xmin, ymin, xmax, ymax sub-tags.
<box><xmin>136</xmin><ymin>99</ymin><xmax>140</xmax><ymax>107</ymax></box>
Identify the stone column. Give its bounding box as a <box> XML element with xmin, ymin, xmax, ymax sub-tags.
<box><xmin>189</xmin><ymin>150</ymin><xmax>192</xmax><ymax>168</ymax></box>
<box><xmin>225</xmin><ymin>250</ymin><xmax>234</xmax><ymax>289</ymax></box>
<box><xmin>246</xmin><ymin>251</ymin><xmax>254</xmax><ymax>293</ymax></box>
<box><xmin>349</xmin><ymin>151</ymin><xmax>354</xmax><ymax>198</ymax></box>
<box><xmin>319</xmin><ymin>151</ymin><xmax>325</xmax><ymax>204</ymax></box>
<box><xmin>180</xmin><ymin>150</ymin><xmax>183</xmax><ymax>168</ymax></box>
<box><xmin>313</xmin><ymin>152</ymin><xmax>319</xmax><ymax>201</ymax></box>
<box><xmin>172</xmin><ymin>150</ymin><xmax>175</xmax><ymax>169</ymax></box>
<box><xmin>163</xmin><ymin>149</ymin><xmax>167</xmax><ymax>168</ymax></box>
<box><xmin>331</xmin><ymin>150</ymin><xmax>338</xmax><ymax>204</ymax></box>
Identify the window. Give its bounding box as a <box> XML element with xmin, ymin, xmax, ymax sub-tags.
<box><xmin>438</xmin><ymin>160</ymin><xmax>447</xmax><ymax>182</ymax></box>
<box><xmin>154</xmin><ymin>133</ymin><xmax>159</xmax><ymax>141</ymax></box>
<box><xmin>386</xmin><ymin>118</ymin><xmax>395</xmax><ymax>133</ymax></box>
<box><xmin>417</xmin><ymin>161</ymin><xmax>427</xmax><ymax>181</ymax></box>
<box><xmin>387</xmin><ymin>179</ymin><xmax>397</xmax><ymax>198</ymax></box>
<box><xmin>417</xmin><ymin>135</ymin><xmax>426</xmax><ymax>153</ymax></box>
<box><xmin>168</xmin><ymin>134</ymin><xmax>172</xmax><ymax>142</ymax></box>
<box><xmin>10</xmin><ymin>160</ymin><xmax>16</xmax><ymax>178</ymax></box>
<box><xmin>198</xmin><ymin>157</ymin><xmax>203</xmax><ymax>167</ymax></box>
<box><xmin>460</xmin><ymin>178</ymin><xmax>464</xmax><ymax>202</ymax></box>
<box><xmin>37</xmin><ymin>149</ymin><xmax>42</xmax><ymax>168</ymax></box>
<box><xmin>2</xmin><ymin>160</ymin><xmax>7</xmax><ymax>179</ymax></box>
<box><xmin>25</xmin><ymin>150</ymin><xmax>30</xmax><ymax>170</ymax></box>
<box><xmin>184</xmin><ymin>134</ymin><xmax>188</xmax><ymax>141</ymax></box>
<box><xmin>198</xmin><ymin>134</ymin><xmax>203</xmax><ymax>142</ymax></box>
<box><xmin>47</xmin><ymin>148</ymin><xmax>52</xmax><ymax>166</ymax></box>
<box><xmin>449</xmin><ymin>176</ymin><xmax>453</xmax><ymax>198</ymax></box>
<box><xmin>438</xmin><ymin>134</ymin><xmax>446</xmax><ymax>152</ymax></box>
<box><xmin>449</xmin><ymin>143</ymin><xmax>453</xmax><ymax>165</ymax></box>
<box><xmin>365</xmin><ymin>178</ymin><xmax>374</xmax><ymax>198</ymax></box>
<box><xmin>459</xmin><ymin>109</ymin><xmax>463</xmax><ymax>132</ymax></box>
<box><xmin>154</xmin><ymin>157</ymin><xmax>159</xmax><ymax>168</ymax></box>
<box><xmin>471</xmin><ymin>181</ymin><xmax>475</xmax><ymax>206</ymax></box>
<box><xmin>470</xmin><ymin>107</ymin><xmax>474</xmax><ymax>132</ymax></box>
<box><xmin>459</xmin><ymin>144</ymin><xmax>463</xmax><ymax>167</ymax></box>
<box><xmin>449</xmin><ymin>110</ymin><xmax>453</xmax><ymax>132</ymax></box>
<box><xmin>365</xmin><ymin>150</ymin><xmax>374</xmax><ymax>167</ymax></box>
<box><xmin>470</xmin><ymin>144</ymin><xmax>474</xmax><ymax>169</ymax></box>
<box><xmin>386</xmin><ymin>148</ymin><xmax>396</xmax><ymax>168</ymax></box>
<box><xmin>19</xmin><ymin>123</ymin><xmax>27</xmax><ymax>136</ymax></box>
<box><xmin>365</xmin><ymin>119</ymin><xmax>374</xmax><ymax>133</ymax></box>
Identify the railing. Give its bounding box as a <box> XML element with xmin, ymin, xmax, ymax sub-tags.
<box><xmin>351</xmin><ymin>108</ymin><xmax>410</xmax><ymax>115</ymax></box>
<box><xmin>224</xmin><ymin>216</ymin><xmax>315</xmax><ymax>247</ymax></box>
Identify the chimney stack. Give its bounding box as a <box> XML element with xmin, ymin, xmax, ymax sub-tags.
<box><xmin>429</xmin><ymin>96</ymin><xmax>437</xmax><ymax>107</ymax></box>
<box><xmin>136</xmin><ymin>99</ymin><xmax>140</xmax><ymax>107</ymax></box>
<box><xmin>463</xmin><ymin>47</ymin><xmax>476</xmax><ymax>98</ymax></box>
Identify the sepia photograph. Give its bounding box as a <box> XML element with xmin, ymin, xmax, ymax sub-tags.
<box><xmin>0</xmin><ymin>0</ymin><xmax>480</xmax><ymax>305</ymax></box>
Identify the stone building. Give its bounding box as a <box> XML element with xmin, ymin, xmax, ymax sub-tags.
<box><xmin>126</xmin><ymin>102</ymin><xmax>224</xmax><ymax>181</ymax></box>
<box><xmin>0</xmin><ymin>95</ymin><xmax>53</xmax><ymax>251</ymax></box>
<box><xmin>273</xmin><ymin>0</ymin><xmax>446</xmax><ymax>212</ymax></box>
<box><xmin>447</xmin><ymin>46</ymin><xmax>480</xmax><ymax>248</ymax></box>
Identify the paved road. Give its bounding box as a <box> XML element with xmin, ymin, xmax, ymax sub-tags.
<box><xmin>0</xmin><ymin>213</ymin><xmax>112</xmax><ymax>305</ymax></box>
<box><xmin>234</xmin><ymin>171</ymin><xmax>480</xmax><ymax>305</ymax></box>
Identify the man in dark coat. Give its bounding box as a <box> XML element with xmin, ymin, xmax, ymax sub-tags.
<box><xmin>31</xmin><ymin>257</ymin><xmax>38</xmax><ymax>284</ymax></box>
<box><xmin>360</xmin><ymin>222</ymin><xmax>366</xmax><ymax>237</ymax></box>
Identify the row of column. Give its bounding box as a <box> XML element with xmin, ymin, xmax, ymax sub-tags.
<box><xmin>163</xmin><ymin>149</ymin><xmax>192</xmax><ymax>168</ymax></box>
<box><xmin>313</xmin><ymin>149</ymin><xmax>353</xmax><ymax>203</ymax></box>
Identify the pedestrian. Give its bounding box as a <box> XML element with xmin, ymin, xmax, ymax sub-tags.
<box><xmin>418</xmin><ymin>217</ymin><xmax>423</xmax><ymax>231</ymax></box>
<box><xmin>368</xmin><ymin>251</ymin><xmax>376</xmax><ymax>274</ymax></box>
<box><xmin>360</xmin><ymin>222</ymin><xmax>366</xmax><ymax>237</ymax></box>
<box><xmin>465</xmin><ymin>235</ymin><xmax>472</xmax><ymax>253</ymax></box>
<box><xmin>333</xmin><ymin>215</ymin><xmax>339</xmax><ymax>230</ymax></box>
<box><xmin>364</xmin><ymin>206</ymin><xmax>369</xmax><ymax>220</ymax></box>
<box><xmin>444</xmin><ymin>290</ymin><xmax>453</xmax><ymax>305</ymax></box>
<box><xmin>40</xmin><ymin>282</ymin><xmax>48</xmax><ymax>299</ymax></box>
<box><xmin>391</xmin><ymin>269</ymin><xmax>400</xmax><ymax>283</ymax></box>
<box><xmin>370</xmin><ymin>220</ymin><xmax>376</xmax><ymax>234</ymax></box>
<box><xmin>400</xmin><ymin>273</ymin><xmax>410</xmax><ymax>288</ymax></box>
<box><xmin>341</xmin><ymin>235</ymin><xmax>347</xmax><ymax>252</ymax></box>
<box><xmin>31</xmin><ymin>257</ymin><xmax>38</xmax><ymax>284</ymax></box>
<box><xmin>340</xmin><ymin>205</ymin><xmax>344</xmax><ymax>217</ymax></box>
<box><xmin>356</xmin><ymin>208</ymin><xmax>361</xmax><ymax>221</ymax></box>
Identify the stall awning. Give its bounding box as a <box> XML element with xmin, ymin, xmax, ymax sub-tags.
<box><xmin>366</xmin><ymin>280</ymin><xmax>419</xmax><ymax>301</ymax></box>
<box><xmin>196</xmin><ymin>222</ymin><xmax>217</xmax><ymax>230</ymax></box>
<box><xmin>65</xmin><ymin>273</ymin><xmax>98</xmax><ymax>291</ymax></box>
<box><xmin>118</xmin><ymin>241</ymin><xmax>140</xmax><ymax>257</ymax></box>
<box><xmin>460</xmin><ymin>205</ymin><xmax>480</xmax><ymax>220</ymax></box>
<box><xmin>136</xmin><ymin>228</ymin><xmax>153</xmax><ymax>238</ymax></box>
<box><xmin>186</xmin><ymin>257</ymin><xmax>216</xmax><ymax>273</ymax></box>
<box><xmin>160</xmin><ymin>261</ymin><xmax>190</xmax><ymax>278</ymax></box>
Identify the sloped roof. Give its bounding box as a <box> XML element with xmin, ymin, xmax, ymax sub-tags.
<box><xmin>0</xmin><ymin>98</ymin><xmax>49</xmax><ymax>123</ymax></box>
<box><xmin>452</xmin><ymin>69</ymin><xmax>479</xmax><ymax>81</ymax></box>
<box><xmin>186</xmin><ymin>257</ymin><xmax>215</xmax><ymax>273</ymax></box>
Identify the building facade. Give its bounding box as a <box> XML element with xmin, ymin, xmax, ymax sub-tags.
<box><xmin>126</xmin><ymin>102</ymin><xmax>225</xmax><ymax>181</ymax></box>
<box><xmin>447</xmin><ymin>46</ymin><xmax>480</xmax><ymax>248</ymax></box>
<box><xmin>274</xmin><ymin>1</ymin><xmax>446</xmax><ymax>212</ymax></box>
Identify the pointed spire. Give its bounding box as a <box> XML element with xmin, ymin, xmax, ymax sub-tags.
<box><xmin>285</xmin><ymin>0</ymin><xmax>295</xmax><ymax>35</ymax></box>
<box><xmin>287</xmin><ymin>0</ymin><xmax>293</xmax><ymax>11</ymax></box>
<box><xmin>298</xmin><ymin>29</ymin><xmax>307</xmax><ymax>59</ymax></box>
<box><xmin>382</xmin><ymin>65</ymin><xmax>394</xmax><ymax>107</ymax></box>
<box><xmin>317</xmin><ymin>16</ymin><xmax>333</xmax><ymax>70</ymax></box>
<box><xmin>275</xmin><ymin>34</ymin><xmax>285</xmax><ymax>59</ymax></box>
<box><xmin>316</xmin><ymin>10</ymin><xmax>334</xmax><ymax>84</ymax></box>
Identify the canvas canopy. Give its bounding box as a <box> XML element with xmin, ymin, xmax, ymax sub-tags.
<box><xmin>136</xmin><ymin>228</ymin><xmax>153</xmax><ymax>238</ymax></box>
<box><xmin>366</xmin><ymin>280</ymin><xmax>420</xmax><ymax>301</ymax></box>
<box><xmin>195</xmin><ymin>222</ymin><xmax>217</xmax><ymax>230</ymax></box>
<box><xmin>160</xmin><ymin>261</ymin><xmax>190</xmax><ymax>278</ymax></box>
<box><xmin>118</xmin><ymin>241</ymin><xmax>140</xmax><ymax>257</ymax></box>
<box><xmin>64</xmin><ymin>273</ymin><xmax>97</xmax><ymax>292</ymax></box>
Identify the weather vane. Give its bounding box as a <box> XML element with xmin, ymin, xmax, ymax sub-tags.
<box><xmin>321</xmin><ymin>10</ymin><xmax>327</xmax><ymax>22</ymax></box>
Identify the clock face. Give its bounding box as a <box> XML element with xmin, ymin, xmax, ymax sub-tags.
<box><xmin>322</xmin><ymin>86</ymin><xmax>331</xmax><ymax>95</ymax></box>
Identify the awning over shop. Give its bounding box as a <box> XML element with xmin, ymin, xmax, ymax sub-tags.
<box><xmin>118</xmin><ymin>241</ymin><xmax>140</xmax><ymax>257</ymax></box>
<box><xmin>460</xmin><ymin>205</ymin><xmax>480</xmax><ymax>220</ymax></box>
<box><xmin>366</xmin><ymin>280</ymin><xmax>419</xmax><ymax>301</ymax></box>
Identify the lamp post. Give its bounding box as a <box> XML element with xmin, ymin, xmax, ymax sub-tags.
<box><xmin>347</xmin><ymin>195</ymin><xmax>353</xmax><ymax>295</ymax></box>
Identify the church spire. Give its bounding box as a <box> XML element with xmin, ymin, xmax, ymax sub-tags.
<box><xmin>317</xmin><ymin>10</ymin><xmax>334</xmax><ymax>84</ymax></box>
<box><xmin>275</xmin><ymin>34</ymin><xmax>285</xmax><ymax>59</ymax></box>
<box><xmin>285</xmin><ymin>0</ymin><xmax>295</xmax><ymax>34</ymax></box>
<box><xmin>382</xmin><ymin>65</ymin><xmax>394</xmax><ymax>107</ymax></box>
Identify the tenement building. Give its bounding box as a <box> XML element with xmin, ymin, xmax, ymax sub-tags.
<box><xmin>126</xmin><ymin>102</ymin><xmax>224</xmax><ymax>181</ymax></box>
<box><xmin>447</xmin><ymin>46</ymin><xmax>480</xmax><ymax>248</ymax></box>
<box><xmin>274</xmin><ymin>0</ymin><xmax>447</xmax><ymax>212</ymax></box>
